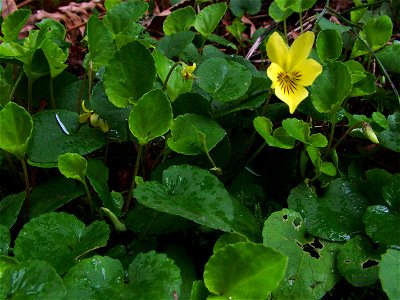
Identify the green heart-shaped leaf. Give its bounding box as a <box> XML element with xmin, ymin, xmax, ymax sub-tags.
<box><xmin>379</xmin><ymin>249</ymin><xmax>400</xmax><ymax>300</ymax></box>
<box><xmin>0</xmin><ymin>101</ymin><xmax>33</xmax><ymax>160</ymax></box>
<box><xmin>194</xmin><ymin>3</ymin><xmax>227</xmax><ymax>36</ymax></box>
<box><xmin>58</xmin><ymin>153</ymin><xmax>87</xmax><ymax>183</ymax></box>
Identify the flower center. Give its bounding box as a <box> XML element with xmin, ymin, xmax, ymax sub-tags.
<box><xmin>277</xmin><ymin>71</ymin><xmax>302</xmax><ymax>95</ymax></box>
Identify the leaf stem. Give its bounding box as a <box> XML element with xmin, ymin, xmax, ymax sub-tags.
<box><xmin>9</xmin><ymin>68</ymin><xmax>24</xmax><ymax>102</ymax></box>
<box><xmin>20</xmin><ymin>158</ymin><xmax>30</xmax><ymax>219</ymax></box>
<box><xmin>124</xmin><ymin>144</ymin><xmax>144</xmax><ymax>213</ymax></box>
<box><xmin>27</xmin><ymin>77</ymin><xmax>33</xmax><ymax>113</ymax></box>
<box><xmin>50</xmin><ymin>76</ymin><xmax>55</xmax><ymax>109</ymax></box>
<box><xmin>82</xmin><ymin>180</ymin><xmax>94</xmax><ymax>216</ymax></box>
<box><xmin>162</xmin><ymin>61</ymin><xmax>181</xmax><ymax>92</ymax></box>
<box><xmin>328</xmin><ymin>122</ymin><xmax>364</xmax><ymax>156</ymax></box>
<box><xmin>76</xmin><ymin>68</ymin><xmax>88</xmax><ymax>113</ymax></box>
<box><xmin>324</xmin><ymin>115</ymin><xmax>337</xmax><ymax>160</ymax></box>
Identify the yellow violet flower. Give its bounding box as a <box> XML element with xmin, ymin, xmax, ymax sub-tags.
<box><xmin>266</xmin><ymin>31</ymin><xmax>322</xmax><ymax>114</ymax></box>
<box><xmin>79</xmin><ymin>101</ymin><xmax>109</xmax><ymax>133</ymax></box>
<box><xmin>181</xmin><ymin>63</ymin><xmax>197</xmax><ymax>80</ymax></box>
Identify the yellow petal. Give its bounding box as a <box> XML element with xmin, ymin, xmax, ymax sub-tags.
<box><xmin>274</xmin><ymin>82</ymin><xmax>309</xmax><ymax>114</ymax></box>
<box><xmin>181</xmin><ymin>63</ymin><xmax>197</xmax><ymax>80</ymax></box>
<box><xmin>293</xmin><ymin>59</ymin><xmax>323</xmax><ymax>86</ymax></box>
<box><xmin>90</xmin><ymin>113</ymin><xmax>100</xmax><ymax>127</ymax></box>
<box><xmin>79</xmin><ymin>112</ymin><xmax>92</xmax><ymax>123</ymax></box>
<box><xmin>81</xmin><ymin>100</ymin><xmax>93</xmax><ymax>113</ymax></box>
<box><xmin>266</xmin><ymin>32</ymin><xmax>290</xmax><ymax>70</ymax></box>
<box><xmin>289</xmin><ymin>31</ymin><xmax>315</xmax><ymax>70</ymax></box>
<box><xmin>266</xmin><ymin>63</ymin><xmax>285</xmax><ymax>89</ymax></box>
<box><xmin>99</xmin><ymin>119</ymin><xmax>110</xmax><ymax>133</ymax></box>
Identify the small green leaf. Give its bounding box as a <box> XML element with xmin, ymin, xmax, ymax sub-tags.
<box><xmin>194</xmin><ymin>2</ymin><xmax>227</xmax><ymax>36</ymax></box>
<box><xmin>320</xmin><ymin>161</ymin><xmax>337</xmax><ymax>176</ymax></box>
<box><xmin>86</xmin><ymin>15</ymin><xmax>116</xmax><ymax>70</ymax></box>
<box><xmin>104</xmin><ymin>41</ymin><xmax>156</xmax><ymax>108</ymax></box>
<box><xmin>157</xmin><ymin>31</ymin><xmax>195</xmax><ymax>59</ymax></box>
<box><xmin>0</xmin><ymin>225</ymin><xmax>10</xmax><ymax>255</ymax></box>
<box><xmin>337</xmin><ymin>236</ymin><xmax>381</xmax><ymax>287</ymax></box>
<box><xmin>129</xmin><ymin>89</ymin><xmax>173</xmax><ymax>145</ymax></box>
<box><xmin>276</xmin><ymin>0</ymin><xmax>317</xmax><ymax>13</ymax></box>
<box><xmin>0</xmin><ymin>101</ymin><xmax>33</xmax><ymax>160</ymax></box>
<box><xmin>282</xmin><ymin>118</ymin><xmax>310</xmax><ymax>143</ymax></box>
<box><xmin>0</xmin><ymin>259</ymin><xmax>66</xmax><ymax>299</ymax></box>
<box><xmin>58</xmin><ymin>153</ymin><xmax>87</xmax><ymax>183</ymax></box>
<box><xmin>167</xmin><ymin>113</ymin><xmax>226</xmax><ymax>155</ymax></box>
<box><xmin>134</xmin><ymin>164</ymin><xmax>260</xmax><ymax>240</ymax></box>
<box><xmin>0</xmin><ymin>191</ymin><xmax>25</xmax><ymax>229</ymax></box>
<box><xmin>230</xmin><ymin>0</ymin><xmax>261</xmax><ymax>17</ymax></box>
<box><xmin>269</xmin><ymin>1</ymin><xmax>293</xmax><ymax>22</ymax></box>
<box><xmin>309</xmin><ymin>133</ymin><xmax>328</xmax><ymax>147</ymax></box>
<box><xmin>379</xmin><ymin>249</ymin><xmax>400</xmax><ymax>300</ymax></box>
<box><xmin>102</xmin><ymin>0</ymin><xmax>148</xmax><ymax>35</ymax></box>
<box><xmin>41</xmin><ymin>38</ymin><xmax>67</xmax><ymax>78</ymax></box>
<box><xmin>1</xmin><ymin>9</ymin><xmax>31</xmax><ymax>42</ymax></box>
<box><xmin>128</xmin><ymin>251</ymin><xmax>182</xmax><ymax>299</ymax></box>
<box><xmin>351</xmin><ymin>16</ymin><xmax>393</xmax><ymax>58</ymax></box>
<box><xmin>288</xmin><ymin>179</ymin><xmax>369</xmax><ymax>241</ymax></box>
<box><xmin>363</xmin><ymin>205</ymin><xmax>400</xmax><ymax>247</ymax></box>
<box><xmin>311</xmin><ymin>61</ymin><xmax>352</xmax><ymax>113</ymax></box>
<box><xmin>316</xmin><ymin>29</ymin><xmax>342</xmax><ymax>62</ymax></box>
<box><xmin>263</xmin><ymin>209</ymin><xmax>340</xmax><ymax>299</ymax></box>
<box><xmin>254</xmin><ymin>116</ymin><xmax>295</xmax><ymax>149</ymax></box>
<box><xmin>196</xmin><ymin>57</ymin><xmax>252</xmax><ymax>102</ymax></box>
<box><xmin>0</xmin><ymin>65</ymin><xmax>13</xmax><ymax>106</ymax></box>
<box><xmin>13</xmin><ymin>212</ymin><xmax>110</xmax><ymax>274</ymax></box>
<box><xmin>163</xmin><ymin>6</ymin><xmax>196</xmax><ymax>35</ymax></box>
<box><xmin>204</xmin><ymin>242</ymin><xmax>288</xmax><ymax>299</ymax></box>
<box><xmin>382</xmin><ymin>174</ymin><xmax>400</xmax><ymax>213</ymax></box>
<box><xmin>64</xmin><ymin>255</ymin><xmax>125</xmax><ymax>299</ymax></box>
<box><xmin>213</xmin><ymin>232</ymin><xmax>249</xmax><ymax>253</ymax></box>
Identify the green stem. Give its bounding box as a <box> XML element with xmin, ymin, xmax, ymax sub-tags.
<box><xmin>299</xmin><ymin>11</ymin><xmax>304</xmax><ymax>34</ymax></box>
<box><xmin>324</xmin><ymin>115</ymin><xmax>337</xmax><ymax>160</ymax></box>
<box><xmin>88</xmin><ymin>61</ymin><xmax>93</xmax><ymax>102</ymax></box>
<box><xmin>27</xmin><ymin>77</ymin><xmax>33</xmax><ymax>113</ymax></box>
<box><xmin>247</xmin><ymin>142</ymin><xmax>267</xmax><ymax>164</ymax></box>
<box><xmin>283</xmin><ymin>18</ymin><xmax>288</xmax><ymax>43</ymax></box>
<box><xmin>76</xmin><ymin>68</ymin><xmax>88</xmax><ymax>113</ymax></box>
<box><xmin>328</xmin><ymin>122</ymin><xmax>364</xmax><ymax>157</ymax></box>
<box><xmin>162</xmin><ymin>61</ymin><xmax>181</xmax><ymax>92</ymax></box>
<box><xmin>82</xmin><ymin>180</ymin><xmax>94</xmax><ymax>216</ymax></box>
<box><xmin>9</xmin><ymin>69</ymin><xmax>24</xmax><ymax>102</ymax></box>
<box><xmin>20</xmin><ymin>158</ymin><xmax>30</xmax><ymax>219</ymax></box>
<box><xmin>50</xmin><ymin>76</ymin><xmax>56</xmax><ymax>109</ymax></box>
<box><xmin>124</xmin><ymin>144</ymin><xmax>144</xmax><ymax>213</ymax></box>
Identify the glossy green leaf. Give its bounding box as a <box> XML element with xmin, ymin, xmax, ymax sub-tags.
<box><xmin>104</xmin><ymin>41</ymin><xmax>156</xmax><ymax>108</ymax></box>
<box><xmin>316</xmin><ymin>29</ymin><xmax>342</xmax><ymax>62</ymax></box>
<box><xmin>102</xmin><ymin>0</ymin><xmax>148</xmax><ymax>35</ymax></box>
<box><xmin>0</xmin><ymin>101</ymin><xmax>33</xmax><ymax>160</ymax></box>
<box><xmin>379</xmin><ymin>249</ymin><xmax>400</xmax><ymax>300</ymax></box>
<box><xmin>134</xmin><ymin>164</ymin><xmax>259</xmax><ymax>240</ymax></box>
<box><xmin>128</xmin><ymin>251</ymin><xmax>182</xmax><ymax>299</ymax></box>
<box><xmin>230</xmin><ymin>0</ymin><xmax>261</xmax><ymax>17</ymax></box>
<box><xmin>0</xmin><ymin>65</ymin><xmax>12</xmax><ymax>106</ymax></box>
<box><xmin>311</xmin><ymin>61</ymin><xmax>352</xmax><ymax>113</ymax></box>
<box><xmin>263</xmin><ymin>209</ymin><xmax>340</xmax><ymax>300</ymax></box>
<box><xmin>349</xmin><ymin>72</ymin><xmax>376</xmax><ymax>97</ymax></box>
<box><xmin>382</xmin><ymin>174</ymin><xmax>400</xmax><ymax>212</ymax></box>
<box><xmin>86</xmin><ymin>16</ymin><xmax>116</xmax><ymax>70</ymax></box>
<box><xmin>87</xmin><ymin>159</ymin><xmax>121</xmax><ymax>216</ymax></box>
<box><xmin>0</xmin><ymin>259</ymin><xmax>66</xmax><ymax>299</ymax></box>
<box><xmin>0</xmin><ymin>225</ymin><xmax>10</xmax><ymax>255</ymax></box>
<box><xmin>0</xmin><ymin>191</ymin><xmax>25</xmax><ymax>228</ymax></box>
<box><xmin>27</xmin><ymin>110</ymin><xmax>105</xmax><ymax>167</ymax></box>
<box><xmin>275</xmin><ymin>0</ymin><xmax>317</xmax><ymax>13</ymax></box>
<box><xmin>376</xmin><ymin>44</ymin><xmax>400</xmax><ymax>74</ymax></box>
<box><xmin>194</xmin><ymin>2</ymin><xmax>227</xmax><ymax>36</ymax></box>
<box><xmin>167</xmin><ymin>113</ymin><xmax>226</xmax><ymax>155</ymax></box>
<box><xmin>344</xmin><ymin>60</ymin><xmax>367</xmax><ymax>84</ymax></box>
<box><xmin>1</xmin><ymin>9</ymin><xmax>31</xmax><ymax>42</ymax></box>
<box><xmin>269</xmin><ymin>1</ymin><xmax>293</xmax><ymax>22</ymax></box>
<box><xmin>337</xmin><ymin>236</ymin><xmax>381</xmax><ymax>287</ymax></box>
<box><xmin>129</xmin><ymin>89</ymin><xmax>173</xmax><ymax>145</ymax></box>
<box><xmin>64</xmin><ymin>255</ymin><xmax>125</xmax><ymax>299</ymax></box>
<box><xmin>153</xmin><ymin>50</ymin><xmax>193</xmax><ymax>101</ymax></box>
<box><xmin>363</xmin><ymin>205</ymin><xmax>400</xmax><ymax>247</ymax></box>
<box><xmin>197</xmin><ymin>57</ymin><xmax>252</xmax><ymax>102</ymax></box>
<box><xmin>213</xmin><ymin>232</ymin><xmax>249</xmax><ymax>253</ymax></box>
<box><xmin>172</xmin><ymin>92</ymin><xmax>212</xmax><ymax>116</ymax></box>
<box><xmin>282</xmin><ymin>118</ymin><xmax>310</xmax><ymax>143</ymax></box>
<box><xmin>57</xmin><ymin>153</ymin><xmax>87</xmax><ymax>183</ymax></box>
<box><xmin>126</xmin><ymin>203</ymin><xmax>194</xmax><ymax>234</ymax></box>
<box><xmin>204</xmin><ymin>242</ymin><xmax>287</xmax><ymax>299</ymax></box>
<box><xmin>157</xmin><ymin>31</ymin><xmax>195</xmax><ymax>59</ymax></box>
<box><xmin>30</xmin><ymin>177</ymin><xmax>85</xmax><ymax>218</ymax></box>
<box><xmin>288</xmin><ymin>180</ymin><xmax>368</xmax><ymax>241</ymax></box>
<box><xmin>14</xmin><ymin>212</ymin><xmax>110</xmax><ymax>274</ymax></box>
<box><xmin>41</xmin><ymin>38</ymin><xmax>67</xmax><ymax>78</ymax></box>
<box><xmin>377</xmin><ymin>130</ymin><xmax>400</xmax><ymax>153</ymax></box>
<box><xmin>351</xmin><ymin>16</ymin><xmax>393</xmax><ymax>58</ymax></box>
<box><xmin>163</xmin><ymin>6</ymin><xmax>196</xmax><ymax>35</ymax></box>
<box><xmin>254</xmin><ymin>116</ymin><xmax>295</xmax><ymax>149</ymax></box>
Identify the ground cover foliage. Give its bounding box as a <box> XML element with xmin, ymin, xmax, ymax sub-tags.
<box><xmin>0</xmin><ymin>0</ymin><xmax>399</xmax><ymax>299</ymax></box>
